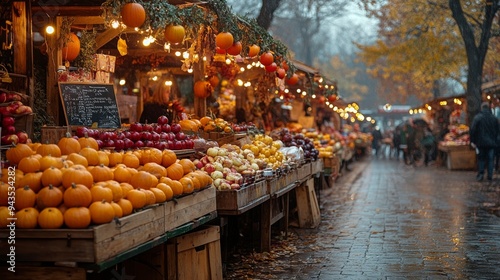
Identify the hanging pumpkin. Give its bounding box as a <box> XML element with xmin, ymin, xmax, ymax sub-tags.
<box><xmin>286</xmin><ymin>73</ymin><xmax>299</xmax><ymax>85</ymax></box>
<box><xmin>193</xmin><ymin>80</ymin><xmax>212</xmax><ymax>99</ymax></box>
<box><xmin>121</xmin><ymin>3</ymin><xmax>146</xmax><ymax>28</ymax></box>
<box><xmin>61</xmin><ymin>32</ymin><xmax>80</xmax><ymax>62</ymax></box>
<box><xmin>260</xmin><ymin>52</ymin><xmax>274</xmax><ymax>66</ymax></box>
<box><xmin>164</xmin><ymin>24</ymin><xmax>185</xmax><ymax>45</ymax></box>
<box><xmin>215</xmin><ymin>32</ymin><xmax>234</xmax><ymax>50</ymax></box>
<box><xmin>248</xmin><ymin>44</ymin><xmax>260</xmax><ymax>57</ymax></box>
<box><xmin>227</xmin><ymin>41</ymin><xmax>242</xmax><ymax>56</ymax></box>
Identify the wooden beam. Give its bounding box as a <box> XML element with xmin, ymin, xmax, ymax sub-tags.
<box><xmin>95</xmin><ymin>27</ymin><xmax>123</xmax><ymax>50</ymax></box>
<box><xmin>31</xmin><ymin>6</ymin><xmax>102</xmax><ymax>17</ymax></box>
<box><xmin>72</xmin><ymin>16</ymin><xmax>104</xmax><ymax>25</ymax></box>
<box><xmin>12</xmin><ymin>1</ymin><xmax>27</xmax><ymax>74</ymax></box>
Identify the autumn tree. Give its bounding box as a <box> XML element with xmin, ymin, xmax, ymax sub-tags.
<box><xmin>359</xmin><ymin>0</ymin><xmax>500</xmax><ymax>124</ymax></box>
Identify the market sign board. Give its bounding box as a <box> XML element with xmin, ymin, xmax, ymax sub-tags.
<box><xmin>58</xmin><ymin>82</ymin><xmax>121</xmax><ymax>129</ymax></box>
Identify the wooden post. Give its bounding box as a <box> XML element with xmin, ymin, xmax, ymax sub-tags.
<box><xmin>46</xmin><ymin>16</ymin><xmax>62</xmax><ymax>125</ymax></box>
<box><xmin>193</xmin><ymin>58</ymin><xmax>206</xmax><ymax>118</ymax></box>
<box><xmin>12</xmin><ymin>1</ymin><xmax>26</xmax><ymax>74</ymax></box>
<box><xmin>260</xmin><ymin>200</ymin><xmax>271</xmax><ymax>252</ymax></box>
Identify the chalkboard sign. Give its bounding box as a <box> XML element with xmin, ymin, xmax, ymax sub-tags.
<box><xmin>58</xmin><ymin>82</ymin><xmax>121</xmax><ymax>128</ymax></box>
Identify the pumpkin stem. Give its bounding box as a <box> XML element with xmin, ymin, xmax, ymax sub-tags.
<box><xmin>65</xmin><ymin>132</ymin><xmax>72</xmax><ymax>138</ymax></box>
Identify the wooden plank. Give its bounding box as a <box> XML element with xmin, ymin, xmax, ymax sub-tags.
<box><xmin>166</xmin><ymin>243</ymin><xmax>177</xmax><ymax>280</ymax></box>
<box><xmin>207</xmin><ymin>239</ymin><xmax>223</xmax><ymax>280</ymax></box>
<box><xmin>12</xmin><ymin>1</ymin><xmax>27</xmax><ymax>74</ymax></box>
<box><xmin>93</xmin><ymin>204</ymin><xmax>165</xmax><ymax>243</ymax></box>
<box><xmin>0</xmin><ymin>266</ymin><xmax>86</xmax><ymax>280</ymax></box>
<box><xmin>216</xmin><ymin>180</ymin><xmax>268</xmax><ymax>211</ymax></box>
<box><xmin>260</xmin><ymin>199</ymin><xmax>271</xmax><ymax>252</ymax></box>
<box><xmin>175</xmin><ymin>226</ymin><xmax>220</xmax><ymax>253</ymax></box>
<box><xmin>4</xmin><ymin>238</ymin><xmax>95</xmax><ymax>263</ymax></box>
<box><xmin>295</xmin><ymin>178</ymin><xmax>321</xmax><ymax>228</ymax></box>
<box><xmin>165</xmin><ymin>187</ymin><xmax>216</xmax><ymax>231</ymax></box>
<box><xmin>72</xmin><ymin>16</ymin><xmax>104</xmax><ymax>25</ymax></box>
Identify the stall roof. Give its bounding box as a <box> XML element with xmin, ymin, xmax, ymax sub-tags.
<box><xmin>292</xmin><ymin>60</ymin><xmax>319</xmax><ymax>75</ymax></box>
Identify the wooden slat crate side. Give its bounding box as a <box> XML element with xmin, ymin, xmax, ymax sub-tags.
<box><xmin>164</xmin><ymin>188</ymin><xmax>217</xmax><ymax>231</ymax></box>
<box><xmin>284</xmin><ymin>171</ymin><xmax>297</xmax><ymax>186</ymax></box>
<box><xmin>267</xmin><ymin>178</ymin><xmax>280</xmax><ymax>195</ymax></box>
<box><xmin>311</xmin><ymin>159</ymin><xmax>323</xmax><ymax>174</ymax></box>
<box><xmin>0</xmin><ymin>228</ymin><xmax>93</xmax><ymax>239</ymax></box>
<box><xmin>93</xmin><ymin>204</ymin><xmax>165</xmax><ymax>243</ymax></box>
<box><xmin>295</xmin><ymin>178</ymin><xmax>321</xmax><ymax>229</ymax></box>
<box><xmin>297</xmin><ymin>162</ymin><xmax>312</xmax><ymax>181</ymax></box>
<box><xmin>216</xmin><ymin>180</ymin><xmax>268</xmax><ymax>210</ymax></box>
<box><xmin>94</xmin><ymin>216</ymin><xmax>166</xmax><ymax>263</ymax></box>
<box><xmin>175</xmin><ymin>226</ymin><xmax>220</xmax><ymax>252</ymax></box>
<box><xmin>0</xmin><ymin>266</ymin><xmax>87</xmax><ymax>280</ymax></box>
<box><xmin>0</xmin><ymin>237</ymin><xmax>96</xmax><ymax>263</ymax></box>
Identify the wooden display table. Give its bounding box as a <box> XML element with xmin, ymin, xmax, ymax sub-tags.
<box><xmin>438</xmin><ymin>144</ymin><xmax>476</xmax><ymax>170</ymax></box>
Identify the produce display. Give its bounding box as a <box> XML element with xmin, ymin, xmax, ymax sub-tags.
<box><xmin>441</xmin><ymin>124</ymin><xmax>470</xmax><ymax>146</ymax></box>
<box><xmin>0</xmin><ymin>140</ymin><xmax>212</xmax><ymax>229</ymax></box>
<box><xmin>0</xmin><ymin>89</ymin><xmax>32</xmax><ymax>145</ymax></box>
<box><xmin>276</xmin><ymin>128</ymin><xmax>319</xmax><ymax>161</ymax></box>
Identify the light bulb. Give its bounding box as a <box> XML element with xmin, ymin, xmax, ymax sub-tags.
<box><xmin>45</xmin><ymin>25</ymin><xmax>55</xmax><ymax>35</ymax></box>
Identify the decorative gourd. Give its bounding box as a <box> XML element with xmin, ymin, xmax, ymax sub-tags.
<box><xmin>89</xmin><ymin>200</ymin><xmax>115</xmax><ymax>224</ymax></box>
<box><xmin>90</xmin><ymin>164</ymin><xmax>114</xmax><ymax>182</ymax></box>
<box><xmin>161</xmin><ymin>150</ymin><xmax>177</xmax><ymax>167</ymax></box>
<box><xmin>90</xmin><ymin>185</ymin><xmax>114</xmax><ymax>203</ymax></box>
<box><xmin>104</xmin><ymin>181</ymin><xmax>123</xmax><ymax>202</ymax></box>
<box><xmin>122</xmin><ymin>153</ymin><xmax>140</xmax><ymax>168</ymax></box>
<box><xmin>179</xmin><ymin>159</ymin><xmax>195</xmax><ymax>175</ymax></box>
<box><xmin>18</xmin><ymin>156</ymin><xmax>41</xmax><ymax>173</ymax></box>
<box><xmin>67</xmin><ymin>152</ymin><xmax>89</xmax><ymax>167</ymax></box>
<box><xmin>6</xmin><ymin>143</ymin><xmax>33</xmax><ymax>164</ymax></box>
<box><xmin>179</xmin><ymin>177</ymin><xmax>194</xmax><ymax>194</ymax></box>
<box><xmin>61</xmin><ymin>32</ymin><xmax>80</xmax><ymax>62</ymax></box>
<box><xmin>15</xmin><ymin>186</ymin><xmax>36</xmax><ymax>210</ymax></box>
<box><xmin>126</xmin><ymin>189</ymin><xmax>147</xmax><ymax>209</ymax></box>
<box><xmin>215</xmin><ymin>32</ymin><xmax>234</xmax><ymax>49</ymax></box>
<box><xmin>58</xmin><ymin>132</ymin><xmax>81</xmax><ymax>155</ymax></box>
<box><xmin>64</xmin><ymin>207</ymin><xmax>91</xmax><ymax>229</ymax></box>
<box><xmin>121</xmin><ymin>3</ymin><xmax>146</xmax><ymax>28</ymax></box>
<box><xmin>0</xmin><ymin>206</ymin><xmax>13</xmax><ymax>228</ymax></box>
<box><xmin>149</xmin><ymin>187</ymin><xmax>167</xmax><ymax>203</ymax></box>
<box><xmin>78</xmin><ymin>135</ymin><xmax>99</xmax><ymax>150</ymax></box>
<box><xmin>193</xmin><ymin>80</ymin><xmax>212</xmax><ymax>98</ymax></box>
<box><xmin>227</xmin><ymin>41</ymin><xmax>242</xmax><ymax>56</ymax></box>
<box><xmin>155</xmin><ymin>183</ymin><xmax>173</xmax><ymax>201</ymax></box>
<box><xmin>80</xmin><ymin>147</ymin><xmax>100</xmax><ymax>166</ymax></box>
<box><xmin>62</xmin><ymin>165</ymin><xmax>93</xmax><ymax>189</ymax></box>
<box><xmin>110</xmin><ymin>201</ymin><xmax>123</xmax><ymax>218</ymax></box>
<box><xmin>37</xmin><ymin>185</ymin><xmax>63</xmax><ymax>209</ymax></box>
<box><xmin>15</xmin><ymin>207</ymin><xmax>39</xmax><ymax>229</ymax></box>
<box><xmin>18</xmin><ymin>172</ymin><xmax>43</xmax><ymax>193</ymax></box>
<box><xmin>108</xmin><ymin>152</ymin><xmax>123</xmax><ymax>167</ymax></box>
<box><xmin>130</xmin><ymin>171</ymin><xmax>157</xmax><ymax>190</ymax></box>
<box><xmin>116</xmin><ymin>198</ymin><xmax>133</xmax><ymax>216</ymax></box>
<box><xmin>248</xmin><ymin>44</ymin><xmax>260</xmax><ymax>57</ymax></box>
<box><xmin>140</xmin><ymin>148</ymin><xmax>163</xmax><ymax>165</ymax></box>
<box><xmin>41</xmin><ymin>166</ymin><xmax>63</xmax><ymax>187</ymax></box>
<box><xmin>36</xmin><ymin>143</ymin><xmax>62</xmax><ymax>157</ymax></box>
<box><xmin>178</xmin><ymin>119</ymin><xmax>199</xmax><ymax>132</ymax></box>
<box><xmin>39</xmin><ymin>155</ymin><xmax>64</xmax><ymax>171</ymax></box>
<box><xmin>120</xmin><ymin>182</ymin><xmax>134</xmax><ymax>197</ymax></box>
<box><xmin>113</xmin><ymin>166</ymin><xmax>132</xmax><ymax>183</ymax></box>
<box><xmin>164</xmin><ymin>24</ymin><xmax>185</xmax><ymax>44</ymax></box>
<box><xmin>64</xmin><ymin>183</ymin><xmax>92</xmax><ymax>207</ymax></box>
<box><xmin>38</xmin><ymin>207</ymin><xmax>64</xmax><ymax>229</ymax></box>
<box><xmin>166</xmin><ymin>163</ymin><xmax>184</xmax><ymax>181</ymax></box>
<box><xmin>140</xmin><ymin>189</ymin><xmax>156</xmax><ymax>206</ymax></box>
<box><xmin>141</xmin><ymin>162</ymin><xmax>166</xmax><ymax>178</ymax></box>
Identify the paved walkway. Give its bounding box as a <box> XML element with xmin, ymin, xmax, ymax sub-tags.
<box><xmin>226</xmin><ymin>157</ymin><xmax>500</xmax><ymax>279</ymax></box>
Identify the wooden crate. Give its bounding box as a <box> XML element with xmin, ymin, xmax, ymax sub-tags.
<box><xmin>0</xmin><ymin>266</ymin><xmax>86</xmax><ymax>280</ymax></box>
<box><xmin>166</xmin><ymin>225</ymin><xmax>222</xmax><ymax>280</ymax></box>
<box><xmin>310</xmin><ymin>159</ymin><xmax>323</xmax><ymax>175</ymax></box>
<box><xmin>41</xmin><ymin>126</ymin><xmax>69</xmax><ymax>144</ymax></box>
<box><xmin>267</xmin><ymin>177</ymin><xmax>281</xmax><ymax>195</ymax></box>
<box><xmin>0</xmin><ymin>203</ymin><xmax>165</xmax><ymax>263</ymax></box>
<box><xmin>14</xmin><ymin>113</ymin><xmax>34</xmax><ymax>139</ymax></box>
<box><xmin>446</xmin><ymin>148</ymin><xmax>476</xmax><ymax>170</ymax></box>
<box><xmin>216</xmin><ymin>180</ymin><xmax>268</xmax><ymax>211</ymax></box>
<box><xmin>296</xmin><ymin>162</ymin><xmax>312</xmax><ymax>181</ymax></box>
<box><xmin>295</xmin><ymin>178</ymin><xmax>321</xmax><ymax>228</ymax></box>
<box><xmin>165</xmin><ymin>187</ymin><xmax>216</xmax><ymax>232</ymax></box>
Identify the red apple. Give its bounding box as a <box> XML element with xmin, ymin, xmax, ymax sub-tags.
<box><xmin>161</xmin><ymin>124</ymin><xmax>171</xmax><ymax>133</ymax></box>
<box><xmin>2</xmin><ymin>116</ymin><xmax>15</xmax><ymax>127</ymax></box>
<box><xmin>175</xmin><ymin>132</ymin><xmax>186</xmax><ymax>140</ymax></box>
<box><xmin>114</xmin><ymin>139</ymin><xmax>125</xmax><ymax>151</ymax></box>
<box><xmin>5</xmin><ymin>125</ymin><xmax>16</xmax><ymax>135</ymax></box>
<box><xmin>141</xmin><ymin>131</ymin><xmax>152</xmax><ymax>141</ymax></box>
<box><xmin>157</xmin><ymin>115</ymin><xmax>169</xmax><ymax>125</ymax></box>
<box><xmin>16</xmin><ymin>131</ymin><xmax>29</xmax><ymax>144</ymax></box>
<box><xmin>130</xmin><ymin>122</ymin><xmax>143</xmax><ymax>132</ymax></box>
<box><xmin>76</xmin><ymin>126</ymin><xmax>89</xmax><ymax>137</ymax></box>
<box><xmin>0</xmin><ymin>93</ymin><xmax>7</xmax><ymax>103</ymax></box>
<box><xmin>134</xmin><ymin>140</ymin><xmax>145</xmax><ymax>149</ymax></box>
<box><xmin>185</xmin><ymin>139</ymin><xmax>194</xmax><ymax>149</ymax></box>
<box><xmin>1</xmin><ymin>134</ymin><xmax>19</xmax><ymax>145</ymax></box>
<box><xmin>171</xmin><ymin>123</ymin><xmax>181</xmax><ymax>133</ymax></box>
<box><xmin>143</xmin><ymin>123</ymin><xmax>153</xmax><ymax>132</ymax></box>
<box><xmin>154</xmin><ymin>124</ymin><xmax>163</xmax><ymax>134</ymax></box>
<box><xmin>151</xmin><ymin>132</ymin><xmax>160</xmax><ymax>141</ymax></box>
<box><xmin>124</xmin><ymin>138</ymin><xmax>135</xmax><ymax>149</ymax></box>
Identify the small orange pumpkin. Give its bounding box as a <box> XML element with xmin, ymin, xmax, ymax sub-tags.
<box><xmin>140</xmin><ymin>148</ymin><xmax>163</xmax><ymax>165</ymax></box>
<box><xmin>64</xmin><ymin>183</ymin><xmax>92</xmax><ymax>207</ymax></box>
<box><xmin>0</xmin><ymin>206</ymin><xmax>13</xmax><ymax>228</ymax></box>
<box><xmin>155</xmin><ymin>183</ymin><xmax>174</xmax><ymax>201</ymax></box>
<box><xmin>80</xmin><ymin>147</ymin><xmax>100</xmax><ymax>166</ymax></box>
<box><xmin>166</xmin><ymin>163</ymin><xmax>184</xmax><ymax>181</ymax></box>
<box><xmin>179</xmin><ymin>177</ymin><xmax>194</xmax><ymax>194</ymax></box>
<box><xmin>90</xmin><ymin>164</ymin><xmax>114</xmax><ymax>182</ymax></box>
<box><xmin>41</xmin><ymin>166</ymin><xmax>63</xmax><ymax>187</ymax></box>
<box><xmin>90</xmin><ymin>185</ymin><xmax>114</xmax><ymax>203</ymax></box>
<box><xmin>78</xmin><ymin>135</ymin><xmax>99</xmax><ymax>150</ymax></box>
<box><xmin>36</xmin><ymin>143</ymin><xmax>62</xmax><ymax>157</ymax></box>
<box><xmin>62</xmin><ymin>165</ymin><xmax>93</xmax><ymax>189</ymax></box>
<box><xmin>36</xmin><ymin>184</ymin><xmax>63</xmax><ymax>209</ymax></box>
<box><xmin>130</xmin><ymin>171</ymin><xmax>157</xmax><ymax>190</ymax></box>
<box><xmin>38</xmin><ymin>207</ymin><xmax>64</xmax><ymax>229</ymax></box>
<box><xmin>121</xmin><ymin>3</ymin><xmax>146</xmax><ymax>28</ymax></box>
<box><xmin>6</xmin><ymin>143</ymin><xmax>33</xmax><ymax>164</ymax></box>
<box><xmin>179</xmin><ymin>159</ymin><xmax>196</xmax><ymax>175</ymax></box>
<box><xmin>15</xmin><ymin>186</ymin><xmax>36</xmax><ymax>210</ymax></box>
<box><xmin>0</xmin><ymin>182</ymin><xmax>8</xmax><ymax>206</ymax></box>
<box><xmin>110</xmin><ymin>201</ymin><xmax>123</xmax><ymax>218</ymax></box>
<box><xmin>61</xmin><ymin>32</ymin><xmax>80</xmax><ymax>62</ymax></box>
<box><xmin>18</xmin><ymin>156</ymin><xmax>41</xmax><ymax>173</ymax></box>
<box><xmin>116</xmin><ymin>198</ymin><xmax>133</xmax><ymax>216</ymax></box>
<box><xmin>141</xmin><ymin>162</ymin><xmax>167</xmax><ymax>178</ymax></box>
<box><xmin>89</xmin><ymin>200</ymin><xmax>115</xmax><ymax>224</ymax></box>
<box><xmin>161</xmin><ymin>150</ymin><xmax>177</xmax><ymax>167</ymax></box>
<box><xmin>164</xmin><ymin>24</ymin><xmax>185</xmax><ymax>44</ymax></box>
<box><xmin>67</xmin><ymin>152</ymin><xmax>89</xmax><ymax>167</ymax></box>
<box><xmin>58</xmin><ymin>132</ymin><xmax>81</xmax><ymax>155</ymax></box>
<box><xmin>18</xmin><ymin>172</ymin><xmax>43</xmax><ymax>193</ymax></box>
<box><xmin>149</xmin><ymin>187</ymin><xmax>167</xmax><ymax>203</ymax></box>
<box><xmin>15</xmin><ymin>207</ymin><xmax>39</xmax><ymax>229</ymax></box>
<box><xmin>126</xmin><ymin>189</ymin><xmax>147</xmax><ymax>209</ymax></box>
<box><xmin>215</xmin><ymin>32</ymin><xmax>234</xmax><ymax>49</ymax></box>
<box><xmin>114</xmin><ymin>166</ymin><xmax>133</xmax><ymax>183</ymax></box>
<box><xmin>193</xmin><ymin>80</ymin><xmax>212</xmax><ymax>99</ymax></box>
<box><xmin>64</xmin><ymin>207</ymin><xmax>91</xmax><ymax>229</ymax></box>
<box><xmin>39</xmin><ymin>155</ymin><xmax>64</xmax><ymax>171</ymax></box>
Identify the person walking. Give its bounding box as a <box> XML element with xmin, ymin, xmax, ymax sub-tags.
<box><xmin>470</xmin><ymin>102</ymin><xmax>500</xmax><ymax>181</ymax></box>
<box><xmin>371</xmin><ymin>126</ymin><xmax>383</xmax><ymax>158</ymax></box>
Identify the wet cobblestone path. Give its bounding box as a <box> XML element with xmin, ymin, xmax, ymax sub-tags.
<box><xmin>225</xmin><ymin>158</ymin><xmax>500</xmax><ymax>279</ymax></box>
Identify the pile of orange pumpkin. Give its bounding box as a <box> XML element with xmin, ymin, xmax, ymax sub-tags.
<box><xmin>0</xmin><ymin>135</ymin><xmax>212</xmax><ymax>230</ymax></box>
